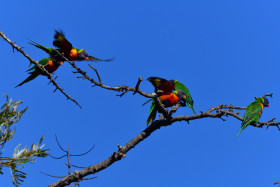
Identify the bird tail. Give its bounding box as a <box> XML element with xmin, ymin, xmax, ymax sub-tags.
<box><xmin>15</xmin><ymin>70</ymin><xmax>40</xmax><ymax>88</ymax></box>
<box><xmin>88</xmin><ymin>56</ymin><xmax>115</xmax><ymax>62</ymax></box>
<box><xmin>188</xmin><ymin>103</ymin><xmax>196</xmax><ymax>114</ymax></box>
<box><xmin>28</xmin><ymin>39</ymin><xmax>53</xmax><ymax>56</ymax></box>
<box><xmin>146</xmin><ymin>100</ymin><xmax>157</xmax><ymax>125</ymax></box>
<box><xmin>236</xmin><ymin>124</ymin><xmax>247</xmax><ymax>138</ymax></box>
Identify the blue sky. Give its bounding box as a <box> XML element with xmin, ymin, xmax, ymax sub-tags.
<box><xmin>1</xmin><ymin>0</ymin><xmax>280</xmax><ymax>186</ymax></box>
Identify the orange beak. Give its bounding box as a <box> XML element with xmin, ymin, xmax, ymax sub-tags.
<box><xmin>85</xmin><ymin>57</ymin><xmax>89</xmax><ymax>61</ymax></box>
<box><xmin>59</xmin><ymin>62</ymin><xmax>63</xmax><ymax>66</ymax></box>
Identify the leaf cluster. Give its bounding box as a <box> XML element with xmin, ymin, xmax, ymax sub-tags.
<box><xmin>0</xmin><ymin>95</ymin><xmax>48</xmax><ymax>186</ymax></box>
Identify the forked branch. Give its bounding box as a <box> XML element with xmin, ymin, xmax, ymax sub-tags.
<box><xmin>48</xmin><ymin>103</ymin><xmax>280</xmax><ymax>187</ymax></box>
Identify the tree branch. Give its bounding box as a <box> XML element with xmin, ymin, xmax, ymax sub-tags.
<box><xmin>48</xmin><ymin>104</ymin><xmax>280</xmax><ymax>187</ymax></box>
<box><xmin>51</xmin><ymin>50</ymin><xmax>154</xmax><ymax>98</ymax></box>
<box><xmin>0</xmin><ymin>31</ymin><xmax>82</xmax><ymax>108</ymax></box>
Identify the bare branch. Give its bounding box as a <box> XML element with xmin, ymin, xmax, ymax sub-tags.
<box><xmin>55</xmin><ymin>135</ymin><xmax>67</xmax><ymax>153</ymax></box>
<box><xmin>69</xmin><ymin>145</ymin><xmax>95</xmax><ymax>157</ymax></box>
<box><xmin>88</xmin><ymin>64</ymin><xmax>102</xmax><ymax>84</ymax></box>
<box><xmin>49</xmin><ymin>103</ymin><xmax>278</xmax><ymax>187</ymax></box>
<box><xmin>41</xmin><ymin>172</ymin><xmax>65</xmax><ymax>179</ymax></box>
<box><xmin>263</xmin><ymin>93</ymin><xmax>273</xmax><ymax>98</ymax></box>
<box><xmin>133</xmin><ymin>76</ymin><xmax>143</xmax><ymax>95</ymax></box>
<box><xmin>49</xmin><ymin>154</ymin><xmax>67</xmax><ymax>160</ymax></box>
<box><xmin>51</xmin><ymin>50</ymin><xmax>154</xmax><ymax>98</ymax></box>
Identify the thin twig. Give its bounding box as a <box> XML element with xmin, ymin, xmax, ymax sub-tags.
<box><xmin>41</xmin><ymin>172</ymin><xmax>65</xmax><ymax>179</ymax></box>
<box><xmin>88</xmin><ymin>64</ymin><xmax>102</xmax><ymax>84</ymax></box>
<box><xmin>133</xmin><ymin>77</ymin><xmax>143</xmax><ymax>95</ymax></box>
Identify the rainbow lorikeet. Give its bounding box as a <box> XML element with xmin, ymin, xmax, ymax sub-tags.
<box><xmin>146</xmin><ymin>90</ymin><xmax>187</xmax><ymax>125</ymax></box>
<box><xmin>147</xmin><ymin>77</ymin><xmax>196</xmax><ymax>114</ymax></box>
<box><xmin>237</xmin><ymin>97</ymin><xmax>269</xmax><ymax>137</ymax></box>
<box><xmin>15</xmin><ymin>57</ymin><xmax>63</xmax><ymax>87</ymax></box>
<box><xmin>53</xmin><ymin>30</ymin><xmax>115</xmax><ymax>61</ymax></box>
<box><xmin>32</xmin><ymin>30</ymin><xmax>114</xmax><ymax>62</ymax></box>
<box><xmin>28</xmin><ymin>30</ymin><xmax>114</xmax><ymax>62</ymax></box>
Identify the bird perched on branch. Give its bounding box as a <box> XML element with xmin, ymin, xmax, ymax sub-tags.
<box><xmin>144</xmin><ymin>77</ymin><xmax>196</xmax><ymax>125</ymax></box>
<box><xmin>237</xmin><ymin>97</ymin><xmax>269</xmax><ymax>137</ymax></box>
<box><xmin>29</xmin><ymin>30</ymin><xmax>114</xmax><ymax>62</ymax></box>
<box><xmin>145</xmin><ymin>90</ymin><xmax>187</xmax><ymax>125</ymax></box>
<box><xmin>15</xmin><ymin>57</ymin><xmax>63</xmax><ymax>87</ymax></box>
<box><xmin>147</xmin><ymin>77</ymin><xmax>196</xmax><ymax>114</ymax></box>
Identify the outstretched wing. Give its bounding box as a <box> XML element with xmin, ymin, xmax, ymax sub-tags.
<box><xmin>53</xmin><ymin>30</ymin><xmax>73</xmax><ymax>52</ymax></box>
<box><xmin>147</xmin><ymin>77</ymin><xmax>174</xmax><ymax>95</ymax></box>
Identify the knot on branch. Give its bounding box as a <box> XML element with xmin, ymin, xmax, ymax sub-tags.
<box><xmin>117</xmin><ymin>144</ymin><xmax>126</xmax><ymax>158</ymax></box>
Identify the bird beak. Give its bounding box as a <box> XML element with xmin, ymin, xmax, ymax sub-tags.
<box><xmin>85</xmin><ymin>57</ymin><xmax>89</xmax><ymax>61</ymax></box>
<box><xmin>59</xmin><ymin>62</ymin><xmax>63</xmax><ymax>66</ymax></box>
<box><xmin>267</xmin><ymin>104</ymin><xmax>269</xmax><ymax>108</ymax></box>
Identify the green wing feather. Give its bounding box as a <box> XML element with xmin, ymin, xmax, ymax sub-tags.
<box><xmin>236</xmin><ymin>101</ymin><xmax>262</xmax><ymax>137</ymax></box>
<box><xmin>174</xmin><ymin>80</ymin><xmax>196</xmax><ymax>114</ymax></box>
<box><xmin>26</xmin><ymin>58</ymin><xmax>52</xmax><ymax>72</ymax></box>
<box><xmin>16</xmin><ymin>57</ymin><xmax>55</xmax><ymax>87</ymax></box>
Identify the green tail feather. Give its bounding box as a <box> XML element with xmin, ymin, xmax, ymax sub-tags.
<box><xmin>236</xmin><ymin>124</ymin><xmax>248</xmax><ymax>138</ymax></box>
<box><xmin>88</xmin><ymin>56</ymin><xmax>115</xmax><ymax>62</ymax></box>
<box><xmin>28</xmin><ymin>40</ymin><xmax>55</xmax><ymax>56</ymax></box>
<box><xmin>15</xmin><ymin>70</ymin><xmax>40</xmax><ymax>87</ymax></box>
<box><xmin>146</xmin><ymin>100</ymin><xmax>157</xmax><ymax>125</ymax></box>
<box><xmin>188</xmin><ymin>103</ymin><xmax>196</xmax><ymax>114</ymax></box>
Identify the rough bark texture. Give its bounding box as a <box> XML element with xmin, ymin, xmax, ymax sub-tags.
<box><xmin>49</xmin><ymin>104</ymin><xmax>280</xmax><ymax>187</ymax></box>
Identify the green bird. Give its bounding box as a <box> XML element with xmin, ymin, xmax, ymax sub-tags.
<box><xmin>29</xmin><ymin>30</ymin><xmax>114</xmax><ymax>62</ymax></box>
<box><xmin>237</xmin><ymin>97</ymin><xmax>269</xmax><ymax>137</ymax></box>
<box><xmin>15</xmin><ymin>57</ymin><xmax>63</xmax><ymax>87</ymax></box>
<box><xmin>146</xmin><ymin>90</ymin><xmax>187</xmax><ymax>125</ymax></box>
<box><xmin>147</xmin><ymin>77</ymin><xmax>196</xmax><ymax>114</ymax></box>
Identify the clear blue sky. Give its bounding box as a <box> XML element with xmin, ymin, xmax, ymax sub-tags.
<box><xmin>1</xmin><ymin>0</ymin><xmax>280</xmax><ymax>186</ymax></box>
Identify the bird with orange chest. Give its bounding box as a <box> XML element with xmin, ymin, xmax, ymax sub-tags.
<box><xmin>236</xmin><ymin>96</ymin><xmax>269</xmax><ymax>137</ymax></box>
<box><xmin>143</xmin><ymin>76</ymin><xmax>195</xmax><ymax>125</ymax></box>
<box><xmin>29</xmin><ymin>30</ymin><xmax>114</xmax><ymax>62</ymax></box>
<box><xmin>15</xmin><ymin>57</ymin><xmax>63</xmax><ymax>87</ymax></box>
<box><xmin>145</xmin><ymin>90</ymin><xmax>187</xmax><ymax>125</ymax></box>
<box><xmin>147</xmin><ymin>77</ymin><xmax>196</xmax><ymax>114</ymax></box>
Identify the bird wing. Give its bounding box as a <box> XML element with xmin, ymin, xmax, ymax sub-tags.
<box><xmin>242</xmin><ymin>101</ymin><xmax>263</xmax><ymax>126</ymax></box>
<box><xmin>174</xmin><ymin>80</ymin><xmax>195</xmax><ymax>114</ymax></box>
<box><xmin>53</xmin><ymin>30</ymin><xmax>73</xmax><ymax>52</ymax></box>
<box><xmin>147</xmin><ymin>77</ymin><xmax>174</xmax><ymax>95</ymax></box>
<box><xmin>26</xmin><ymin>58</ymin><xmax>52</xmax><ymax>72</ymax></box>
